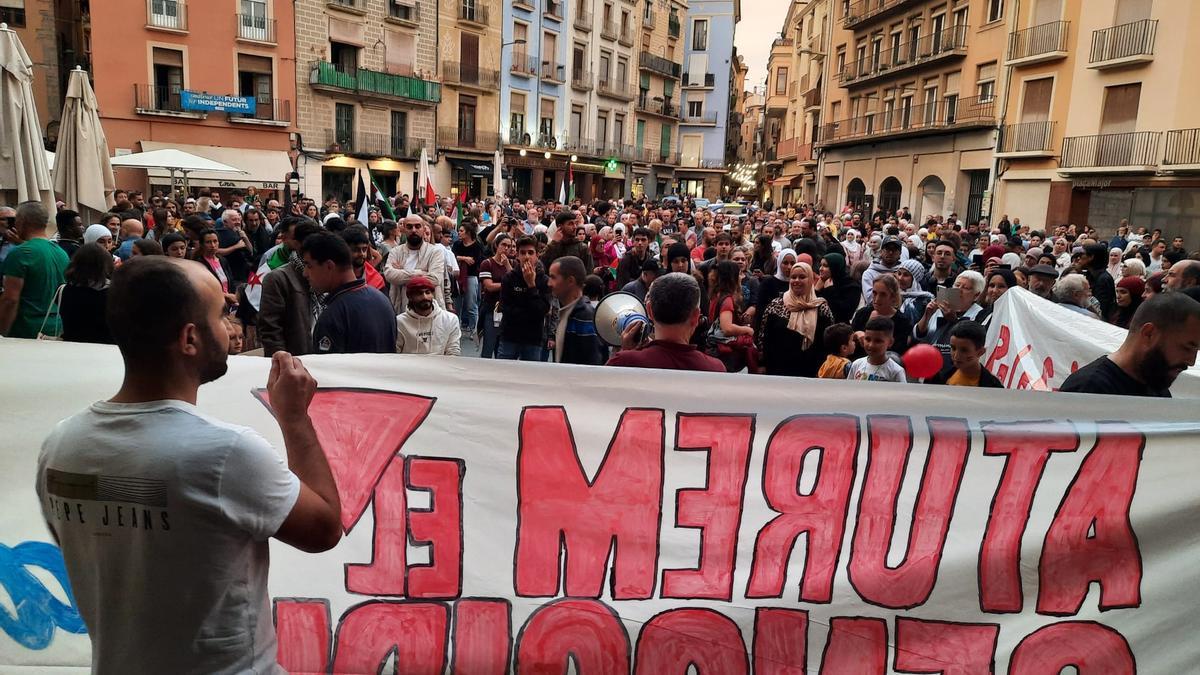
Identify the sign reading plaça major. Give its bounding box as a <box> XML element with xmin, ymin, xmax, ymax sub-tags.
<box><xmin>2</xmin><ymin>340</ymin><xmax>1199</xmax><ymax>673</ymax></box>
<box><xmin>180</xmin><ymin>90</ymin><xmax>256</xmax><ymax>114</ymax></box>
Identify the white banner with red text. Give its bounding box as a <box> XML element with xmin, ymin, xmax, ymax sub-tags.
<box><xmin>2</xmin><ymin>338</ymin><xmax>1199</xmax><ymax>673</ymax></box>
<box><xmin>984</xmin><ymin>286</ymin><xmax>1200</xmax><ymax>397</ymax></box>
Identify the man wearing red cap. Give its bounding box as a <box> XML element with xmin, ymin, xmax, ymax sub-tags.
<box><xmin>396</xmin><ymin>276</ymin><xmax>461</xmax><ymax>355</ymax></box>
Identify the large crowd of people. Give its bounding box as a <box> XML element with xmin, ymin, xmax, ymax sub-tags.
<box><xmin>3</xmin><ymin>186</ymin><xmax>1199</xmax><ymax>395</ymax></box>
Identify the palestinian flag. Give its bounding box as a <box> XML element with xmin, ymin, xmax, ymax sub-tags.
<box><xmin>244</xmin><ymin>244</ymin><xmax>292</xmax><ymax>311</ymax></box>
<box><xmin>454</xmin><ymin>186</ymin><xmax>468</xmax><ymax>228</ymax></box>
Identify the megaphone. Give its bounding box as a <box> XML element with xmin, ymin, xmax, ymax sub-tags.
<box><xmin>594</xmin><ymin>292</ymin><xmax>650</xmax><ymax>347</ymax></box>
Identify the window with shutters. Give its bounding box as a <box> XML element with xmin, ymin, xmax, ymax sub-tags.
<box><xmin>236</xmin><ymin>54</ymin><xmax>274</xmax><ymax>119</ymax></box>
<box><xmin>510</xmin><ymin>92</ymin><xmax>527</xmax><ymax>142</ymax></box>
<box><xmin>330</xmin><ymin>41</ymin><xmax>359</xmax><ymax>74</ymax></box>
<box><xmin>1020</xmin><ymin>78</ymin><xmax>1053</xmax><ymax>122</ymax></box>
<box><xmin>976</xmin><ymin>62</ymin><xmax>997</xmax><ymax>102</ymax></box>
<box><xmin>1100</xmin><ymin>83</ymin><xmax>1141</xmax><ymax>134</ymax></box>
<box><xmin>692</xmin><ymin>19</ymin><xmax>708</xmax><ymax>51</ymax></box>
<box><xmin>597</xmin><ymin>112</ymin><xmax>609</xmax><ymax>145</ymax></box>
<box><xmin>539</xmin><ymin>98</ymin><xmax>556</xmax><ymax>141</ymax></box>
<box><xmin>987</xmin><ymin>0</ymin><xmax>1004</xmax><ymax>23</ymax></box>
<box><xmin>391</xmin><ymin>111</ymin><xmax>408</xmax><ymax>156</ymax></box>
<box><xmin>151</xmin><ymin>47</ymin><xmax>185</xmax><ymax>111</ymax></box>
<box><xmin>384</xmin><ymin>31</ymin><xmax>415</xmax><ymax>75</ymax></box>
<box><xmin>335</xmin><ymin>103</ymin><xmax>355</xmax><ymax>151</ymax></box>
<box><xmin>775</xmin><ymin>67</ymin><xmax>788</xmax><ymax>95</ymax></box>
<box><xmin>614</xmin><ymin>114</ymin><xmax>625</xmax><ymax>146</ymax></box>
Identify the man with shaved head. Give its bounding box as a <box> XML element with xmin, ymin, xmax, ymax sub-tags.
<box><xmin>37</xmin><ymin>256</ymin><xmax>343</xmax><ymax>673</ymax></box>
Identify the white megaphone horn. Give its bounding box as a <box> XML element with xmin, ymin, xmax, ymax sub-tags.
<box><xmin>594</xmin><ymin>292</ymin><xmax>650</xmax><ymax>347</ymax></box>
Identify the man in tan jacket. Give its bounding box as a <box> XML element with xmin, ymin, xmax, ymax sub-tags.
<box><xmin>383</xmin><ymin>215</ymin><xmax>446</xmax><ymax>313</ymax></box>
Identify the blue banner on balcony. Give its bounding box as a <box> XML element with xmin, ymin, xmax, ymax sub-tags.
<box><xmin>180</xmin><ymin>91</ymin><xmax>256</xmax><ymax>114</ymax></box>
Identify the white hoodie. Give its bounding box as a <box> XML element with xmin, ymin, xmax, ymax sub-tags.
<box><xmin>396</xmin><ymin>304</ymin><xmax>462</xmax><ymax>355</ymax></box>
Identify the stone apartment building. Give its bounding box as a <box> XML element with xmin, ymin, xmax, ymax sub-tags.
<box><xmin>632</xmin><ymin>0</ymin><xmax>687</xmax><ymax>199</ymax></box>
<box><xmin>435</xmin><ymin>0</ymin><xmax>503</xmax><ymax>198</ymax></box>
<box><xmin>295</xmin><ymin>0</ymin><xmax>440</xmax><ymax>202</ymax></box>
<box><xmin>674</xmin><ymin>0</ymin><xmax>739</xmax><ymax>199</ymax></box>
<box><xmin>764</xmin><ymin>0</ymin><xmax>828</xmax><ymax>205</ymax></box>
<box><xmin>993</xmin><ymin>0</ymin><xmax>1200</xmax><ymax>239</ymax></box>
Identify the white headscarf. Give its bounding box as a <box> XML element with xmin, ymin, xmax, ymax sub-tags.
<box><xmin>84</xmin><ymin>224</ymin><xmax>112</xmax><ymax>245</ymax></box>
<box><xmin>774</xmin><ymin>249</ymin><xmax>798</xmax><ymax>281</ymax></box>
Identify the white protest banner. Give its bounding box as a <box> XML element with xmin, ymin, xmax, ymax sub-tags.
<box><xmin>3</xmin><ymin>338</ymin><xmax>1200</xmax><ymax>673</ymax></box>
<box><xmin>984</xmin><ymin>287</ymin><xmax>1200</xmax><ymax>397</ymax></box>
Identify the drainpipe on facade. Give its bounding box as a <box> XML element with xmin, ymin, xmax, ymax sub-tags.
<box><xmin>987</xmin><ymin>0</ymin><xmax>1021</xmax><ymax>227</ymax></box>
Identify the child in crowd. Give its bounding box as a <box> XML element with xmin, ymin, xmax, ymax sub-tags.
<box><xmin>226</xmin><ymin>316</ymin><xmax>245</xmax><ymax>355</ymax></box>
<box><xmin>928</xmin><ymin>320</ymin><xmax>1003</xmax><ymax>387</ymax></box>
<box><xmin>818</xmin><ymin>323</ymin><xmax>855</xmax><ymax>379</ymax></box>
<box><xmin>848</xmin><ymin>316</ymin><xmax>907</xmax><ymax>383</ymax></box>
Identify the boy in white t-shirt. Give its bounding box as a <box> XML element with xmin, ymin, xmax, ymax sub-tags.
<box><xmin>848</xmin><ymin>316</ymin><xmax>908</xmax><ymax>383</ymax></box>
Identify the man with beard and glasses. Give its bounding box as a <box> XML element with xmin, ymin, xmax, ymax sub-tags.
<box><xmin>1061</xmin><ymin>293</ymin><xmax>1200</xmax><ymax>397</ymax></box>
<box><xmin>36</xmin><ymin>256</ymin><xmax>342</xmax><ymax>674</ymax></box>
<box><xmin>383</xmin><ymin>215</ymin><xmax>446</xmax><ymax>313</ymax></box>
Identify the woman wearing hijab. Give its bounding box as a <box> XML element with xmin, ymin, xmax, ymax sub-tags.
<box><xmin>758</xmin><ymin>261</ymin><xmax>835</xmax><ymax>377</ymax></box>
<box><xmin>895</xmin><ymin>259</ymin><xmax>933</xmax><ymax>325</ymax></box>
<box><xmin>754</xmin><ymin>248</ymin><xmax>797</xmax><ymax>331</ymax></box>
<box><xmin>1106</xmin><ymin>247</ymin><xmax>1124</xmax><ymax>279</ymax></box>
<box><xmin>816</xmin><ymin>252</ymin><xmax>861</xmax><ymax>323</ymax></box>
<box><xmin>1107</xmin><ymin>276</ymin><xmax>1145</xmax><ymax>329</ymax></box>
<box><xmin>841</xmin><ymin>229</ymin><xmax>865</xmax><ymax>266</ymax></box>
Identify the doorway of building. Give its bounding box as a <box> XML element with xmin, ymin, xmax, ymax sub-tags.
<box><xmin>846</xmin><ymin>178</ymin><xmax>866</xmax><ymax>209</ymax></box>
<box><xmin>918</xmin><ymin>175</ymin><xmax>946</xmax><ymax>221</ymax></box>
<box><xmin>965</xmin><ymin>170</ymin><xmax>989</xmax><ymax>225</ymax></box>
<box><xmin>879</xmin><ymin>177</ymin><xmax>902</xmax><ymax>216</ymax></box>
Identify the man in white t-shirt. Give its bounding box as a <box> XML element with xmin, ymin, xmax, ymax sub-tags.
<box><xmin>37</xmin><ymin>256</ymin><xmax>342</xmax><ymax>675</ymax></box>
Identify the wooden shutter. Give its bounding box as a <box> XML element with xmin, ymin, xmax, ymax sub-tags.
<box><xmin>1020</xmin><ymin>78</ymin><xmax>1053</xmax><ymax>122</ymax></box>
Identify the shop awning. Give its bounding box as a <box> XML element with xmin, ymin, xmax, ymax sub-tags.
<box><xmin>138</xmin><ymin>141</ymin><xmax>293</xmax><ymax>190</ymax></box>
<box><xmin>448</xmin><ymin>158</ymin><xmax>494</xmax><ymax>177</ymax></box>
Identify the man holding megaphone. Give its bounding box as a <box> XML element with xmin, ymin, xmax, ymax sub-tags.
<box><xmin>605</xmin><ymin>273</ymin><xmax>725</xmax><ymax>372</ymax></box>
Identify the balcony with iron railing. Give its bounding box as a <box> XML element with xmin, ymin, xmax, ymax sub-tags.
<box><xmin>458</xmin><ymin>2</ymin><xmax>489</xmax><ymax>25</ymax></box>
<box><xmin>597</xmin><ymin>77</ymin><xmax>637</xmax><ymax>101</ymax></box>
<box><xmin>817</xmin><ymin>94</ymin><xmax>996</xmax><ymax>147</ymax></box>
<box><xmin>840</xmin><ymin>25</ymin><xmax>969</xmax><ymax>86</ymax></box>
<box><xmin>228</xmin><ymin>98</ymin><xmax>291</xmax><ymax>126</ymax></box>
<box><xmin>803</xmin><ymin>86</ymin><xmax>821</xmax><ymax>110</ymax></box>
<box><xmin>1059</xmin><ymin>131</ymin><xmax>1161</xmax><ymax>172</ymax></box>
<box><xmin>797</xmin><ymin>142</ymin><xmax>814</xmax><ymax>163</ymax></box>
<box><xmin>146</xmin><ymin>0</ymin><xmax>187</xmax><ymax>32</ymax></box>
<box><xmin>1089</xmin><ymin>19</ymin><xmax>1157</xmax><ymax>69</ymax></box>
<box><xmin>619</xmin><ymin>23</ymin><xmax>635</xmax><ymax>46</ymax></box>
<box><xmin>682</xmin><ymin>72</ymin><xmax>715</xmax><ymax>88</ymax></box>
<box><xmin>601</xmin><ymin>20</ymin><xmax>619</xmax><ymax>41</ymax></box>
<box><xmin>311</xmin><ymin>60</ymin><xmax>441</xmax><ymax>104</ymax></box>
<box><xmin>437</xmin><ymin>126</ymin><xmax>500</xmax><ymax>151</ymax></box>
<box><xmin>1007</xmin><ymin>21</ymin><xmax>1069</xmax><ymax>65</ymax></box>
<box><xmin>682</xmin><ymin>110</ymin><xmax>719</xmax><ymax>126</ymax></box>
<box><xmin>442</xmin><ymin>61</ymin><xmax>500</xmax><ymax>89</ymax></box>
<box><xmin>844</xmin><ymin>0</ymin><xmax>916</xmax><ymax>29</ymax></box>
<box><xmin>776</xmin><ymin>137</ymin><xmax>798</xmax><ymax>159</ymax></box>
<box><xmin>386</xmin><ymin>0</ymin><xmax>418</xmax><ymax>24</ymax></box>
<box><xmin>636</xmin><ymin>97</ymin><xmax>682</xmax><ymax>120</ymax></box>
<box><xmin>997</xmin><ymin>120</ymin><xmax>1056</xmax><ymax>156</ymax></box>
<box><xmin>1163</xmin><ymin>129</ymin><xmax>1200</xmax><ymax>169</ymax></box>
<box><xmin>235</xmin><ymin>14</ymin><xmax>274</xmax><ymax>43</ymax></box>
<box><xmin>325</xmin><ymin>129</ymin><xmax>427</xmax><ymax>159</ymax></box>
<box><xmin>573</xmin><ymin>3</ymin><xmax>591</xmax><ymax>31</ymax></box>
<box><xmin>134</xmin><ymin>84</ymin><xmax>191</xmax><ymax>115</ymax></box>
<box><xmin>571</xmin><ymin>67</ymin><xmax>594</xmax><ymax>91</ymax></box>
<box><xmin>509</xmin><ymin>52</ymin><xmax>538</xmax><ymax>77</ymax></box>
<box><xmin>639</xmin><ymin>51</ymin><xmax>683</xmax><ymax>79</ymax></box>
<box><xmin>540</xmin><ymin>61</ymin><xmax>566</xmax><ymax>82</ymax></box>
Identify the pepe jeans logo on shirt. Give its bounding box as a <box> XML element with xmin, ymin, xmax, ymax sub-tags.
<box><xmin>44</xmin><ymin>469</ymin><xmax>171</xmax><ymax>532</ymax></box>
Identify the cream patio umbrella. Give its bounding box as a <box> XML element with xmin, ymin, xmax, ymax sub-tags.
<box><xmin>109</xmin><ymin>148</ymin><xmax>246</xmax><ymax>194</ymax></box>
<box><xmin>53</xmin><ymin>66</ymin><xmax>115</xmax><ymax>222</ymax></box>
<box><xmin>0</xmin><ymin>23</ymin><xmax>55</xmax><ymax>216</ymax></box>
<box><xmin>493</xmin><ymin>149</ymin><xmax>505</xmax><ymax>198</ymax></box>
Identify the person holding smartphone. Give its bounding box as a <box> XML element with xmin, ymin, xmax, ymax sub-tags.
<box><xmin>915</xmin><ymin>271</ymin><xmax>986</xmax><ymax>371</ymax></box>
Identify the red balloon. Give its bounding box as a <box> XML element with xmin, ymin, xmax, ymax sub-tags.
<box><xmin>903</xmin><ymin>344</ymin><xmax>943</xmax><ymax>379</ymax></box>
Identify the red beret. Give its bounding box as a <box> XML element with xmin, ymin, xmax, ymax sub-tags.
<box><xmin>406</xmin><ymin>276</ymin><xmax>436</xmax><ymax>295</ymax></box>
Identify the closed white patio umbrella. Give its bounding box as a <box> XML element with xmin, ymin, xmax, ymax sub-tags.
<box><xmin>53</xmin><ymin>66</ymin><xmax>115</xmax><ymax>222</ymax></box>
<box><xmin>0</xmin><ymin>23</ymin><xmax>55</xmax><ymax>216</ymax></box>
